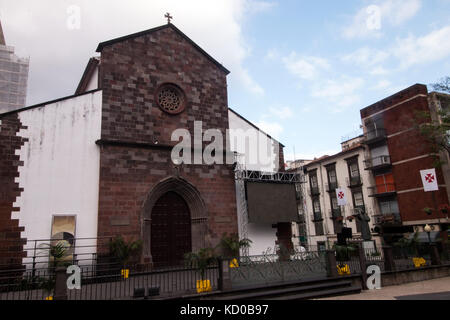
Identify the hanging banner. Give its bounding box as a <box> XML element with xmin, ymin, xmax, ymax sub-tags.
<box><xmin>336</xmin><ymin>188</ymin><xmax>347</xmax><ymax>206</ymax></box>
<box><xmin>420</xmin><ymin>169</ymin><xmax>439</xmax><ymax>192</ymax></box>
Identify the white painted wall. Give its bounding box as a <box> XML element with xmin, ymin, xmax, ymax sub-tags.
<box><xmin>228</xmin><ymin>109</ymin><xmax>280</xmax><ymax>255</ymax></box>
<box><xmin>12</xmin><ymin>91</ymin><xmax>102</xmax><ymax>267</ymax></box>
<box><xmin>228</xmin><ymin>110</ymin><xmax>279</xmax><ymax>172</ymax></box>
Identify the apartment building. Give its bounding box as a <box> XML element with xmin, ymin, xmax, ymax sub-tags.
<box><xmin>360</xmin><ymin>84</ymin><xmax>450</xmax><ymax>244</ymax></box>
<box><xmin>291</xmin><ymin>136</ymin><xmax>382</xmax><ymax>251</ymax></box>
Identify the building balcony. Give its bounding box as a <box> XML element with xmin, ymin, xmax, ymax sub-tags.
<box><xmin>368</xmin><ymin>183</ymin><xmax>396</xmax><ymax>197</ymax></box>
<box><xmin>309</xmin><ymin>186</ymin><xmax>320</xmax><ymax>196</ymax></box>
<box><xmin>346</xmin><ymin>176</ymin><xmax>362</xmax><ymax>188</ymax></box>
<box><xmin>352</xmin><ymin>205</ymin><xmax>366</xmax><ymax>216</ymax></box>
<box><xmin>326</xmin><ymin>182</ymin><xmax>339</xmax><ymax>192</ymax></box>
<box><xmin>329</xmin><ymin>208</ymin><xmax>342</xmax><ymax>219</ymax></box>
<box><xmin>363</xmin><ymin>155</ymin><xmax>391</xmax><ymax>170</ymax></box>
<box><xmin>363</xmin><ymin>128</ymin><xmax>387</xmax><ymax>145</ymax></box>
<box><xmin>373</xmin><ymin>213</ymin><xmax>402</xmax><ymax>225</ymax></box>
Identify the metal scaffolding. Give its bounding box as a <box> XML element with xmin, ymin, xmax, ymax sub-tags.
<box><xmin>233</xmin><ymin>153</ymin><xmax>306</xmax><ymax>255</ymax></box>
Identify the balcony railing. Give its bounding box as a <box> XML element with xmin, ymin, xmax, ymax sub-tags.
<box><xmin>346</xmin><ymin>176</ymin><xmax>362</xmax><ymax>187</ymax></box>
<box><xmin>329</xmin><ymin>208</ymin><xmax>342</xmax><ymax>219</ymax></box>
<box><xmin>363</xmin><ymin>128</ymin><xmax>387</xmax><ymax>144</ymax></box>
<box><xmin>352</xmin><ymin>205</ymin><xmax>366</xmax><ymax>216</ymax></box>
<box><xmin>373</xmin><ymin>212</ymin><xmax>402</xmax><ymax>225</ymax></box>
<box><xmin>364</xmin><ymin>155</ymin><xmax>391</xmax><ymax>170</ymax></box>
<box><xmin>368</xmin><ymin>183</ymin><xmax>396</xmax><ymax>197</ymax></box>
<box><xmin>326</xmin><ymin>182</ymin><xmax>339</xmax><ymax>192</ymax></box>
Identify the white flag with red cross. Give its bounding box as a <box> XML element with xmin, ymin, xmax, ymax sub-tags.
<box><xmin>336</xmin><ymin>188</ymin><xmax>347</xmax><ymax>206</ymax></box>
<box><xmin>420</xmin><ymin>169</ymin><xmax>439</xmax><ymax>192</ymax></box>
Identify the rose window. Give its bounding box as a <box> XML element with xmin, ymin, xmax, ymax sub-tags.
<box><xmin>156</xmin><ymin>84</ymin><xmax>186</xmax><ymax>114</ymax></box>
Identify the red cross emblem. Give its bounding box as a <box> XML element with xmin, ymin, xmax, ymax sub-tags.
<box><xmin>338</xmin><ymin>191</ymin><xmax>345</xmax><ymax>199</ymax></box>
<box><xmin>425</xmin><ymin>173</ymin><xmax>435</xmax><ymax>183</ymax></box>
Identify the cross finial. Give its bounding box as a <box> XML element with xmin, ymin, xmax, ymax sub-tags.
<box><xmin>164</xmin><ymin>12</ymin><xmax>173</xmax><ymax>24</ymax></box>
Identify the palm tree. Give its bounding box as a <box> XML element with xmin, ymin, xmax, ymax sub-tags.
<box><xmin>217</xmin><ymin>233</ymin><xmax>252</xmax><ymax>259</ymax></box>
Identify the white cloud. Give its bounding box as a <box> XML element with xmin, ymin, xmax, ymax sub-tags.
<box><xmin>372</xmin><ymin>79</ymin><xmax>392</xmax><ymax>90</ymax></box>
<box><xmin>342</xmin><ymin>47</ymin><xmax>390</xmax><ymax>67</ymax></box>
<box><xmin>342</xmin><ymin>0</ymin><xmax>422</xmax><ymax>39</ymax></box>
<box><xmin>370</xmin><ymin>66</ymin><xmax>390</xmax><ymax>76</ymax></box>
<box><xmin>282</xmin><ymin>52</ymin><xmax>330</xmax><ymax>80</ymax></box>
<box><xmin>312</xmin><ymin>77</ymin><xmax>365</xmax><ymax>112</ymax></box>
<box><xmin>392</xmin><ymin>25</ymin><xmax>450</xmax><ymax>69</ymax></box>
<box><xmin>268</xmin><ymin>106</ymin><xmax>294</xmax><ymax>120</ymax></box>
<box><xmin>381</xmin><ymin>0</ymin><xmax>422</xmax><ymax>26</ymax></box>
<box><xmin>255</xmin><ymin>120</ymin><xmax>284</xmax><ymax>140</ymax></box>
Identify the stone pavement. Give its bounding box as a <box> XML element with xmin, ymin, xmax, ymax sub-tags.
<box><xmin>316</xmin><ymin>276</ymin><xmax>450</xmax><ymax>300</ymax></box>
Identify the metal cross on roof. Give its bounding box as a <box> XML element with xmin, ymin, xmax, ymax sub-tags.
<box><xmin>165</xmin><ymin>12</ymin><xmax>173</xmax><ymax>24</ymax></box>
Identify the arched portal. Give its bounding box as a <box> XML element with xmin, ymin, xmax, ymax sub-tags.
<box><xmin>151</xmin><ymin>191</ymin><xmax>191</xmax><ymax>268</ymax></box>
<box><xmin>141</xmin><ymin>177</ymin><xmax>209</xmax><ymax>267</ymax></box>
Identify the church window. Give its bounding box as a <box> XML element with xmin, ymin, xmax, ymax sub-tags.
<box><xmin>156</xmin><ymin>83</ymin><xmax>186</xmax><ymax>114</ymax></box>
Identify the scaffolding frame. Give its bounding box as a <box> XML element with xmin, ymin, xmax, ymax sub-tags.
<box><xmin>233</xmin><ymin>153</ymin><xmax>306</xmax><ymax>255</ymax></box>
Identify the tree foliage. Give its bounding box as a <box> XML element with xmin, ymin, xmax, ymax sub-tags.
<box><xmin>412</xmin><ymin>77</ymin><xmax>450</xmax><ymax>166</ymax></box>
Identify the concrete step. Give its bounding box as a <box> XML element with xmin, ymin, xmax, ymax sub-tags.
<box><xmin>265</xmin><ymin>285</ymin><xmax>362</xmax><ymax>300</ymax></box>
<box><xmin>212</xmin><ymin>280</ymin><xmax>355</xmax><ymax>300</ymax></box>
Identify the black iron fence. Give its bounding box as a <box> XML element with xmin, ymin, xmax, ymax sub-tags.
<box><xmin>0</xmin><ymin>237</ymin><xmax>449</xmax><ymax>300</ymax></box>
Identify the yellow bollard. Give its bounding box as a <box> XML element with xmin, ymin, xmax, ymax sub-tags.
<box><xmin>229</xmin><ymin>258</ymin><xmax>239</xmax><ymax>268</ymax></box>
<box><xmin>121</xmin><ymin>269</ymin><xmax>129</xmax><ymax>279</ymax></box>
<box><xmin>196</xmin><ymin>279</ymin><xmax>212</xmax><ymax>293</ymax></box>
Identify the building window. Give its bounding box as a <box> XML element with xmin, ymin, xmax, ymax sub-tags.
<box><xmin>331</xmin><ymin>196</ymin><xmax>339</xmax><ymax>210</ymax></box>
<box><xmin>310</xmin><ymin>174</ymin><xmax>318</xmax><ymax>188</ymax></box>
<box><xmin>315</xmin><ymin>222</ymin><xmax>324</xmax><ymax>236</ymax></box>
<box><xmin>349</xmin><ymin>162</ymin><xmax>359</xmax><ymax>178</ymax></box>
<box><xmin>156</xmin><ymin>83</ymin><xmax>186</xmax><ymax>114</ymax></box>
<box><xmin>379</xmin><ymin>198</ymin><xmax>399</xmax><ymax>215</ymax></box>
<box><xmin>353</xmin><ymin>191</ymin><xmax>364</xmax><ymax>207</ymax></box>
<box><xmin>313</xmin><ymin>198</ymin><xmax>321</xmax><ymax>213</ymax></box>
<box><xmin>328</xmin><ymin>168</ymin><xmax>337</xmax><ymax>184</ymax></box>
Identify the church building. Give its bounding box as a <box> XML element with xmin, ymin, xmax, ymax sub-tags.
<box><xmin>0</xmin><ymin>22</ymin><xmax>294</xmax><ymax>269</ymax></box>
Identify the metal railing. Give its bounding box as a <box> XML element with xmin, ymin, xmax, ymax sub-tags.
<box><xmin>325</xmin><ymin>182</ymin><xmax>339</xmax><ymax>192</ymax></box>
<box><xmin>364</xmin><ymin>128</ymin><xmax>387</xmax><ymax>144</ymax></box>
<box><xmin>373</xmin><ymin>213</ymin><xmax>402</xmax><ymax>225</ymax></box>
<box><xmin>368</xmin><ymin>183</ymin><xmax>396</xmax><ymax>196</ymax></box>
<box><xmin>364</xmin><ymin>155</ymin><xmax>391</xmax><ymax>170</ymax></box>
<box><xmin>329</xmin><ymin>208</ymin><xmax>342</xmax><ymax>219</ymax></box>
<box><xmin>346</xmin><ymin>176</ymin><xmax>362</xmax><ymax>187</ymax></box>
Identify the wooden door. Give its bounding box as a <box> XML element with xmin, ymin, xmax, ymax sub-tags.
<box><xmin>151</xmin><ymin>192</ymin><xmax>192</xmax><ymax>268</ymax></box>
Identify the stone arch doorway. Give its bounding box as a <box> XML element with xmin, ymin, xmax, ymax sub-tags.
<box><xmin>141</xmin><ymin>177</ymin><xmax>209</xmax><ymax>267</ymax></box>
<box><xmin>151</xmin><ymin>191</ymin><xmax>191</xmax><ymax>268</ymax></box>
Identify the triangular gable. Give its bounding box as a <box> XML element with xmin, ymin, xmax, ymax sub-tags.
<box><xmin>95</xmin><ymin>23</ymin><xmax>230</xmax><ymax>75</ymax></box>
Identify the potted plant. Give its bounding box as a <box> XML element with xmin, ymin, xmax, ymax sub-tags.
<box><xmin>423</xmin><ymin>207</ymin><xmax>434</xmax><ymax>216</ymax></box>
<box><xmin>184</xmin><ymin>247</ymin><xmax>217</xmax><ymax>293</ymax></box>
<box><xmin>439</xmin><ymin>204</ymin><xmax>449</xmax><ymax>215</ymax></box>
<box><xmin>109</xmin><ymin>236</ymin><xmax>143</xmax><ymax>278</ymax></box>
<box><xmin>37</xmin><ymin>241</ymin><xmax>70</xmax><ymax>299</ymax></box>
<box><xmin>217</xmin><ymin>233</ymin><xmax>252</xmax><ymax>268</ymax></box>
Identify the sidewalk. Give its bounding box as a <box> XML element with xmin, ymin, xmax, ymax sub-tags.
<box><xmin>316</xmin><ymin>276</ymin><xmax>450</xmax><ymax>300</ymax></box>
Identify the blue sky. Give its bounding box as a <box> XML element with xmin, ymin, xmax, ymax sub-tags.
<box><xmin>1</xmin><ymin>0</ymin><xmax>450</xmax><ymax>161</ymax></box>
<box><xmin>228</xmin><ymin>0</ymin><xmax>450</xmax><ymax>160</ymax></box>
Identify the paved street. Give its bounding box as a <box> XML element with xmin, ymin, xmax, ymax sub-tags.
<box><xmin>316</xmin><ymin>276</ymin><xmax>450</xmax><ymax>300</ymax></box>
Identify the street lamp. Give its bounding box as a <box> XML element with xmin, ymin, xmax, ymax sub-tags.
<box><xmin>424</xmin><ymin>224</ymin><xmax>432</xmax><ymax>244</ymax></box>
